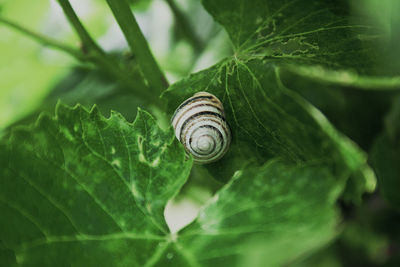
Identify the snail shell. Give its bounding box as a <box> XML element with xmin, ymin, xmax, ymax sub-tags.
<box><xmin>171</xmin><ymin>92</ymin><xmax>231</xmax><ymax>164</ymax></box>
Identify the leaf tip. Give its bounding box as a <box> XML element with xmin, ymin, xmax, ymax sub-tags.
<box><xmin>55</xmin><ymin>100</ymin><xmax>86</xmax><ymax>119</ymax></box>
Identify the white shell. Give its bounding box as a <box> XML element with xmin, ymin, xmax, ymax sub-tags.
<box><xmin>171</xmin><ymin>92</ymin><xmax>231</xmax><ymax>164</ymax></box>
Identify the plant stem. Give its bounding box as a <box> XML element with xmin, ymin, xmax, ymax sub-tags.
<box><xmin>2</xmin><ymin>1</ymin><xmax>167</xmax><ymax>112</ymax></box>
<box><xmin>56</xmin><ymin>0</ymin><xmax>105</xmax><ymax>55</ymax></box>
<box><xmin>165</xmin><ymin>0</ymin><xmax>204</xmax><ymax>52</ymax></box>
<box><xmin>55</xmin><ymin>0</ymin><xmax>165</xmax><ymax>107</ymax></box>
<box><xmin>1</xmin><ymin>4</ymin><xmax>166</xmax><ymax>111</ymax></box>
<box><xmin>105</xmin><ymin>0</ymin><xmax>169</xmax><ymax>93</ymax></box>
<box><xmin>0</xmin><ymin>17</ymin><xmax>82</xmax><ymax>59</ymax></box>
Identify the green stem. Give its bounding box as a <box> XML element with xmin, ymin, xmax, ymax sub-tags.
<box><xmin>0</xmin><ymin>17</ymin><xmax>82</xmax><ymax>59</ymax></box>
<box><xmin>56</xmin><ymin>0</ymin><xmax>165</xmax><ymax>107</ymax></box>
<box><xmin>165</xmin><ymin>0</ymin><xmax>204</xmax><ymax>52</ymax></box>
<box><xmin>105</xmin><ymin>0</ymin><xmax>169</xmax><ymax>93</ymax></box>
<box><xmin>56</xmin><ymin>0</ymin><xmax>105</xmax><ymax>55</ymax></box>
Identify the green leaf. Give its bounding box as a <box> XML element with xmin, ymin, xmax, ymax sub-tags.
<box><xmin>49</xmin><ymin>68</ymin><xmax>145</xmax><ymax>122</ymax></box>
<box><xmin>202</xmin><ymin>0</ymin><xmax>376</xmax><ymax>69</ymax></box>
<box><xmin>175</xmin><ymin>160</ymin><xmax>342</xmax><ymax>266</ymax></box>
<box><xmin>161</xmin><ymin>0</ymin><xmax>378</xmax><ymax>198</ymax></box>
<box><xmin>0</xmin><ymin>103</ymin><xmax>192</xmax><ymax>265</ymax></box>
<box><xmin>201</xmin><ymin>0</ymin><xmax>400</xmax><ymax>88</ymax></box>
<box><xmin>279</xmin><ymin>69</ymin><xmax>395</xmax><ymax>149</ymax></box>
<box><xmin>162</xmin><ymin>60</ymin><xmax>375</xmax><ymax>199</ymax></box>
<box><xmin>42</xmin><ymin>65</ymin><xmax>157</xmax><ymax>125</ymax></box>
<box><xmin>0</xmin><ymin>112</ymin><xmax>346</xmax><ymax>266</ymax></box>
<box><xmin>284</xmin><ymin>65</ymin><xmax>400</xmax><ymax>90</ymax></box>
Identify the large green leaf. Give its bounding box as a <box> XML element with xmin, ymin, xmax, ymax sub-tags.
<box><xmin>162</xmin><ymin>60</ymin><xmax>375</xmax><ymax>199</ymax></box>
<box><xmin>202</xmin><ymin>0</ymin><xmax>376</xmax><ymax>69</ymax></box>
<box><xmin>201</xmin><ymin>0</ymin><xmax>400</xmax><ymax>88</ymax></box>
<box><xmin>161</xmin><ymin>0</ymin><xmax>378</xmax><ymax>197</ymax></box>
<box><xmin>0</xmin><ymin>104</ymin><xmax>192</xmax><ymax>265</ymax></box>
<box><xmin>1</xmin><ymin>0</ymin><xmax>392</xmax><ymax>265</ymax></box>
<box><xmin>1</xmin><ymin>104</ymin><xmax>347</xmax><ymax>266</ymax></box>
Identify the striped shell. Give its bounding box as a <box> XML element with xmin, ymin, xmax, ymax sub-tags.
<box><xmin>171</xmin><ymin>92</ymin><xmax>231</xmax><ymax>164</ymax></box>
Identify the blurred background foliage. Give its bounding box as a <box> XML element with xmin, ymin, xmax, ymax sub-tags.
<box><xmin>0</xmin><ymin>0</ymin><xmax>232</xmax><ymax>132</ymax></box>
<box><xmin>0</xmin><ymin>0</ymin><xmax>399</xmax><ymax>266</ymax></box>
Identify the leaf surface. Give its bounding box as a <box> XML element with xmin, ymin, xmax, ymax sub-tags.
<box><xmin>203</xmin><ymin>0</ymin><xmax>375</xmax><ymax>68</ymax></box>
<box><xmin>161</xmin><ymin>0</ymin><xmax>379</xmax><ymax>196</ymax></box>
<box><xmin>0</xmin><ymin>104</ymin><xmax>192</xmax><ymax>265</ymax></box>
<box><xmin>157</xmin><ymin>0</ymin><xmax>386</xmax><ymax>264</ymax></box>
<box><xmin>1</xmin><ymin>0</ymin><xmax>392</xmax><ymax>265</ymax></box>
<box><xmin>174</xmin><ymin>160</ymin><xmax>342</xmax><ymax>267</ymax></box>
<box><xmin>0</xmin><ymin>104</ymin><xmax>348</xmax><ymax>266</ymax></box>
<box><xmin>162</xmin><ymin>60</ymin><xmax>375</xmax><ymax>198</ymax></box>
<box><xmin>201</xmin><ymin>0</ymin><xmax>400</xmax><ymax>87</ymax></box>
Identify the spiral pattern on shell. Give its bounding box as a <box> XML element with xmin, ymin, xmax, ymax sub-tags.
<box><xmin>171</xmin><ymin>92</ymin><xmax>231</xmax><ymax>164</ymax></box>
